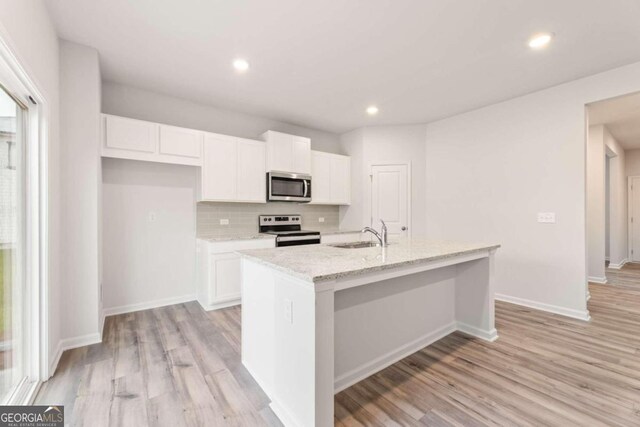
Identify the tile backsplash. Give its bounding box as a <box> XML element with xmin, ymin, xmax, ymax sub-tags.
<box><xmin>196</xmin><ymin>202</ymin><xmax>340</xmax><ymax>238</ymax></box>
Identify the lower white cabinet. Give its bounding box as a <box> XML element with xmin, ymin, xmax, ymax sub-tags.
<box><xmin>196</xmin><ymin>237</ymin><xmax>275</xmax><ymax>311</ymax></box>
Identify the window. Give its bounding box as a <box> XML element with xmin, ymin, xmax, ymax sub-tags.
<box><xmin>0</xmin><ymin>84</ymin><xmax>26</xmax><ymax>401</ymax></box>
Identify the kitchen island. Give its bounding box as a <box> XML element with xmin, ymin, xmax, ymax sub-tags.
<box><xmin>239</xmin><ymin>239</ymin><xmax>500</xmax><ymax>427</ymax></box>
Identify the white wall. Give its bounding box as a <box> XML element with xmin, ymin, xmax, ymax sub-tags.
<box><xmin>339</xmin><ymin>125</ymin><xmax>428</xmax><ymax>236</ymax></box>
<box><xmin>102</xmin><ymin>159</ymin><xmax>197</xmax><ymax>312</ymax></box>
<box><xmin>603</xmin><ymin>127</ymin><xmax>627</xmax><ymax>266</ymax></box>
<box><xmin>587</xmin><ymin>125</ymin><xmax>606</xmax><ymax>281</ymax></box>
<box><xmin>102</xmin><ymin>81</ymin><xmax>342</xmax><ymax>154</ymax></box>
<box><xmin>424</xmin><ymin>61</ymin><xmax>640</xmax><ymax>320</ymax></box>
<box><xmin>59</xmin><ymin>40</ymin><xmax>102</xmax><ymax>342</ymax></box>
<box><xmin>0</xmin><ymin>0</ymin><xmax>61</xmax><ymax>375</ymax></box>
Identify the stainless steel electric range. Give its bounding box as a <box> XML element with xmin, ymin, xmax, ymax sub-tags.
<box><xmin>259</xmin><ymin>215</ymin><xmax>320</xmax><ymax>247</ymax></box>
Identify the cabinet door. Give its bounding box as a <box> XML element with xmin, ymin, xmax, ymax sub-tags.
<box><xmin>104</xmin><ymin>115</ymin><xmax>157</xmax><ymax>153</ymax></box>
<box><xmin>265</xmin><ymin>131</ymin><xmax>293</xmax><ymax>172</ymax></box>
<box><xmin>210</xmin><ymin>253</ymin><xmax>241</xmax><ymax>303</ymax></box>
<box><xmin>237</xmin><ymin>138</ymin><xmax>266</xmax><ymax>202</ymax></box>
<box><xmin>292</xmin><ymin>136</ymin><xmax>311</xmax><ymax>174</ymax></box>
<box><xmin>158</xmin><ymin>125</ymin><xmax>203</xmax><ymax>164</ymax></box>
<box><xmin>330</xmin><ymin>155</ymin><xmax>351</xmax><ymax>205</ymax></box>
<box><xmin>311</xmin><ymin>151</ymin><xmax>331</xmax><ymax>204</ymax></box>
<box><xmin>202</xmin><ymin>134</ymin><xmax>237</xmax><ymax>201</ymax></box>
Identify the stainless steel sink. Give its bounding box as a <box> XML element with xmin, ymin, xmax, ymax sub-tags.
<box><xmin>330</xmin><ymin>241</ymin><xmax>381</xmax><ymax>249</ymax></box>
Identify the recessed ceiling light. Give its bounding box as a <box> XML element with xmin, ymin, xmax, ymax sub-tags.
<box><xmin>366</xmin><ymin>105</ymin><xmax>379</xmax><ymax>115</ymax></box>
<box><xmin>233</xmin><ymin>58</ymin><xmax>249</xmax><ymax>72</ymax></box>
<box><xmin>528</xmin><ymin>33</ymin><xmax>553</xmax><ymax>49</ymax></box>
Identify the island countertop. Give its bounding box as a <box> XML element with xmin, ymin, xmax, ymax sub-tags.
<box><xmin>238</xmin><ymin>238</ymin><xmax>500</xmax><ymax>283</ymax></box>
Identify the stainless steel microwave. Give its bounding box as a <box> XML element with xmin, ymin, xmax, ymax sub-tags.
<box><xmin>267</xmin><ymin>171</ymin><xmax>312</xmax><ymax>202</ymax></box>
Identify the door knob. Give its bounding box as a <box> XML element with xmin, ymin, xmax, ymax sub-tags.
<box><xmin>401</xmin><ymin>226</ymin><xmax>407</xmax><ymax>231</ymax></box>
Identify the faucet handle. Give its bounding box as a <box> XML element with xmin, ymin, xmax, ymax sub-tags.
<box><xmin>380</xmin><ymin>219</ymin><xmax>387</xmax><ymax>230</ymax></box>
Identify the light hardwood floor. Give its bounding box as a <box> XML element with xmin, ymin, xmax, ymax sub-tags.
<box><xmin>37</xmin><ymin>273</ymin><xmax>640</xmax><ymax>426</ymax></box>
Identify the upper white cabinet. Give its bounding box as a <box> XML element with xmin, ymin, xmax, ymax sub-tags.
<box><xmin>158</xmin><ymin>125</ymin><xmax>203</xmax><ymax>161</ymax></box>
<box><xmin>102</xmin><ymin>114</ymin><xmax>202</xmax><ymax>166</ymax></box>
<box><xmin>261</xmin><ymin>130</ymin><xmax>311</xmax><ymax>174</ymax></box>
<box><xmin>200</xmin><ymin>133</ymin><xmax>266</xmax><ymax>203</ymax></box>
<box><xmin>310</xmin><ymin>150</ymin><xmax>351</xmax><ymax>205</ymax></box>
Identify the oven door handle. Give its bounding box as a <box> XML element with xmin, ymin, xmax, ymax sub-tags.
<box><xmin>277</xmin><ymin>235</ymin><xmax>319</xmax><ymax>243</ymax></box>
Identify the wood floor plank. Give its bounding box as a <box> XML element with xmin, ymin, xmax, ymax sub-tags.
<box><xmin>36</xmin><ymin>262</ymin><xmax>640</xmax><ymax>426</ymax></box>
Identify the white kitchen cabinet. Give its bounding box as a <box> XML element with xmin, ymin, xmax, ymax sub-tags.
<box><xmin>261</xmin><ymin>130</ymin><xmax>311</xmax><ymax>174</ymax></box>
<box><xmin>331</xmin><ymin>154</ymin><xmax>351</xmax><ymax>204</ymax></box>
<box><xmin>311</xmin><ymin>151</ymin><xmax>332</xmax><ymax>203</ymax></box>
<box><xmin>237</xmin><ymin>138</ymin><xmax>267</xmax><ymax>202</ymax></box>
<box><xmin>101</xmin><ymin>114</ymin><xmax>203</xmax><ymax>166</ymax></box>
<box><xmin>158</xmin><ymin>124</ymin><xmax>203</xmax><ymax>165</ymax></box>
<box><xmin>202</xmin><ymin>133</ymin><xmax>237</xmax><ymax>201</ymax></box>
<box><xmin>310</xmin><ymin>150</ymin><xmax>351</xmax><ymax>205</ymax></box>
<box><xmin>196</xmin><ymin>238</ymin><xmax>275</xmax><ymax>311</ymax></box>
<box><xmin>103</xmin><ymin>114</ymin><xmax>158</xmax><ymax>160</ymax></box>
<box><xmin>200</xmin><ymin>133</ymin><xmax>266</xmax><ymax>203</ymax></box>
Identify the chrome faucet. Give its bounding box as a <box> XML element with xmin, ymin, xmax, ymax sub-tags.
<box><xmin>361</xmin><ymin>220</ymin><xmax>388</xmax><ymax>247</ymax></box>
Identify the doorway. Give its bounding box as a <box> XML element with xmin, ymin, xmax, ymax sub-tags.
<box><xmin>370</xmin><ymin>164</ymin><xmax>410</xmax><ymax>238</ymax></box>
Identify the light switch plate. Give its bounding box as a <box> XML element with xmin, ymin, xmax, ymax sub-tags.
<box><xmin>220</xmin><ymin>219</ymin><xmax>230</xmax><ymax>225</ymax></box>
<box><xmin>537</xmin><ymin>212</ymin><xmax>556</xmax><ymax>223</ymax></box>
<box><xmin>319</xmin><ymin>217</ymin><xmax>325</xmax><ymax>223</ymax></box>
<box><xmin>284</xmin><ymin>299</ymin><xmax>293</xmax><ymax>324</ymax></box>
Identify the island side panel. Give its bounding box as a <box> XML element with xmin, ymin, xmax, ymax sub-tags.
<box><xmin>333</xmin><ymin>266</ymin><xmax>457</xmax><ymax>392</ymax></box>
<box><xmin>454</xmin><ymin>249</ymin><xmax>498</xmax><ymax>341</ymax></box>
<box><xmin>271</xmin><ymin>274</ymin><xmax>334</xmax><ymax>427</ymax></box>
<box><xmin>241</xmin><ymin>259</ymin><xmax>277</xmax><ymax>396</ymax></box>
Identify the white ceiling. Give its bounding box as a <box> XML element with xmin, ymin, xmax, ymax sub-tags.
<box><xmin>45</xmin><ymin>0</ymin><xmax>640</xmax><ymax>134</ymax></box>
<box><xmin>589</xmin><ymin>92</ymin><xmax>640</xmax><ymax>150</ymax></box>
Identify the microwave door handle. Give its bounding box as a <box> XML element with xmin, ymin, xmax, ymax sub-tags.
<box><xmin>303</xmin><ymin>180</ymin><xmax>309</xmax><ymax>197</ymax></box>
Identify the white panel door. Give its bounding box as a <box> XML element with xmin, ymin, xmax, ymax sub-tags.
<box><xmin>237</xmin><ymin>138</ymin><xmax>266</xmax><ymax>202</ymax></box>
<box><xmin>265</xmin><ymin>131</ymin><xmax>293</xmax><ymax>172</ymax></box>
<box><xmin>330</xmin><ymin>155</ymin><xmax>351</xmax><ymax>205</ymax></box>
<box><xmin>292</xmin><ymin>136</ymin><xmax>311</xmax><ymax>174</ymax></box>
<box><xmin>371</xmin><ymin>164</ymin><xmax>409</xmax><ymax>237</ymax></box>
<box><xmin>202</xmin><ymin>134</ymin><xmax>237</xmax><ymax>201</ymax></box>
<box><xmin>104</xmin><ymin>115</ymin><xmax>157</xmax><ymax>153</ymax></box>
<box><xmin>159</xmin><ymin>125</ymin><xmax>203</xmax><ymax>160</ymax></box>
<box><xmin>630</xmin><ymin>177</ymin><xmax>640</xmax><ymax>261</ymax></box>
<box><xmin>210</xmin><ymin>253</ymin><xmax>241</xmax><ymax>303</ymax></box>
<box><xmin>311</xmin><ymin>151</ymin><xmax>331</xmax><ymax>203</ymax></box>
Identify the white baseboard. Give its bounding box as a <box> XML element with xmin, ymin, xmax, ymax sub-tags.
<box><xmin>456</xmin><ymin>322</ymin><xmax>498</xmax><ymax>342</ymax></box>
<box><xmin>588</xmin><ymin>276</ymin><xmax>608</xmax><ymax>284</ymax></box>
<box><xmin>270</xmin><ymin>400</ymin><xmax>303</xmax><ymax>427</ymax></box>
<box><xmin>103</xmin><ymin>293</ymin><xmax>196</xmax><ymax>317</ymax></box>
<box><xmin>608</xmin><ymin>259</ymin><xmax>628</xmax><ymax>270</ymax></box>
<box><xmin>333</xmin><ymin>322</ymin><xmax>457</xmax><ymax>393</ymax></box>
<box><xmin>198</xmin><ymin>298</ymin><xmax>241</xmax><ymax>312</ymax></box>
<box><xmin>496</xmin><ymin>293</ymin><xmax>590</xmax><ymax>321</ymax></box>
<box><xmin>48</xmin><ymin>341</ymin><xmax>63</xmax><ymax>378</ymax></box>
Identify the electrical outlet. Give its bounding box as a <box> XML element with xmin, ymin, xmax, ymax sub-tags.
<box><xmin>149</xmin><ymin>212</ymin><xmax>157</xmax><ymax>222</ymax></box>
<box><xmin>220</xmin><ymin>219</ymin><xmax>230</xmax><ymax>225</ymax></box>
<box><xmin>537</xmin><ymin>212</ymin><xmax>556</xmax><ymax>223</ymax></box>
<box><xmin>284</xmin><ymin>299</ymin><xmax>293</xmax><ymax>324</ymax></box>
<box><xmin>319</xmin><ymin>217</ymin><xmax>325</xmax><ymax>223</ymax></box>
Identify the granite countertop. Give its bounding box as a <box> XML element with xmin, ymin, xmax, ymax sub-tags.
<box><xmin>197</xmin><ymin>229</ymin><xmax>362</xmax><ymax>242</ymax></box>
<box><xmin>238</xmin><ymin>239</ymin><xmax>500</xmax><ymax>283</ymax></box>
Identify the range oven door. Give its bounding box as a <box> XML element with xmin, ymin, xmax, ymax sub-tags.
<box><xmin>268</xmin><ymin>172</ymin><xmax>312</xmax><ymax>202</ymax></box>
